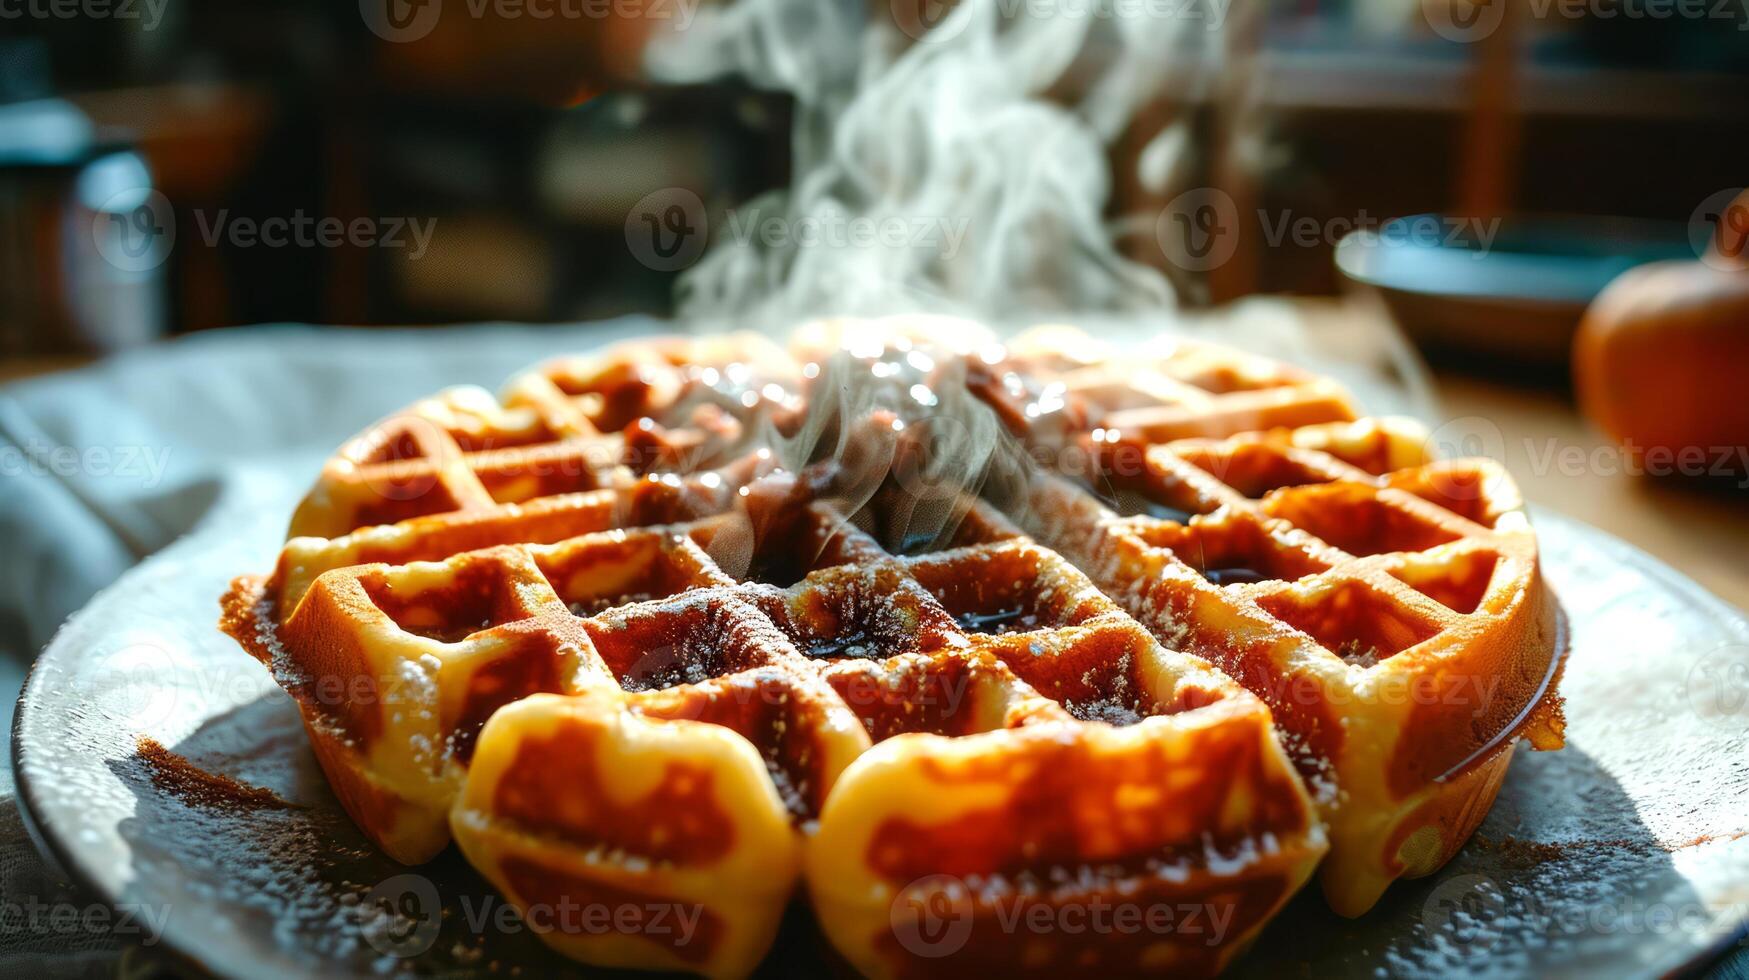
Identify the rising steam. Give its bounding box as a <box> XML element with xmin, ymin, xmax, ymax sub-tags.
<box><xmin>639</xmin><ymin>0</ymin><xmax>1247</xmax><ymax>568</ymax></box>
<box><xmin>690</xmin><ymin>317</ymin><xmax>1035</xmax><ymax>577</ymax></box>
<box><xmin>647</xmin><ymin>0</ymin><xmax>1229</xmax><ymax>325</ymax></box>
<box><xmin>638</xmin><ymin>0</ymin><xmax>1432</xmax><ymax>566</ymax></box>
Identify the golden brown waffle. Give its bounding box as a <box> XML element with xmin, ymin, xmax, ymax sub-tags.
<box><xmin>1017</xmin><ymin>424</ymin><xmax>1566</xmax><ymax>915</ymax></box>
<box><xmin>221</xmin><ymin>317</ymin><xmax>1563</xmax><ymax>977</ymax></box>
<box><xmin>982</xmin><ymin>327</ymin><xmax>1566</xmax><ymax>916</ymax></box>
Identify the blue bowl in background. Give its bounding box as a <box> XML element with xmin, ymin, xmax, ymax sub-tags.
<box><xmin>1335</xmin><ymin>214</ymin><xmax>1694</xmax><ymax>366</ymax></box>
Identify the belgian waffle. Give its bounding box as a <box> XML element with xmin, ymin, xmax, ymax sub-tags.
<box><xmin>221</xmin><ymin>317</ymin><xmax>1563</xmax><ymax>977</ymax></box>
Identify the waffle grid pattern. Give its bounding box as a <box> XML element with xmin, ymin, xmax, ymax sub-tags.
<box><xmin>1017</xmin><ymin>422</ymin><xmax>1564</xmax><ymax>911</ymax></box>
<box><xmin>222</xmin><ymin>318</ymin><xmax>1563</xmax><ymax>978</ymax></box>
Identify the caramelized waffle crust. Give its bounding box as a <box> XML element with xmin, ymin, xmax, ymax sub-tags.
<box><xmin>221</xmin><ymin>317</ymin><xmax>1564</xmax><ymax>977</ymax></box>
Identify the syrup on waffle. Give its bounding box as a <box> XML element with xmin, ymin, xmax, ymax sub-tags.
<box><xmin>221</xmin><ymin>317</ymin><xmax>1563</xmax><ymax>977</ymax></box>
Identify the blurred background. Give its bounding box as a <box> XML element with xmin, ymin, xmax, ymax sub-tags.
<box><xmin>0</xmin><ymin>0</ymin><xmax>1744</xmax><ymax>344</ymax></box>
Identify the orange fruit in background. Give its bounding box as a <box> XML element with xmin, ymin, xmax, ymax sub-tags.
<box><xmin>1573</xmin><ymin>259</ymin><xmax>1749</xmax><ymax>478</ymax></box>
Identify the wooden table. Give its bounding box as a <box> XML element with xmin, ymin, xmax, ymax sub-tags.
<box><xmin>1437</xmin><ymin>372</ymin><xmax>1749</xmax><ymax>615</ymax></box>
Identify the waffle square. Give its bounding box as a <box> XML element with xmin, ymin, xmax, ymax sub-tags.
<box><xmin>221</xmin><ymin>317</ymin><xmax>1563</xmax><ymax>976</ymax></box>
